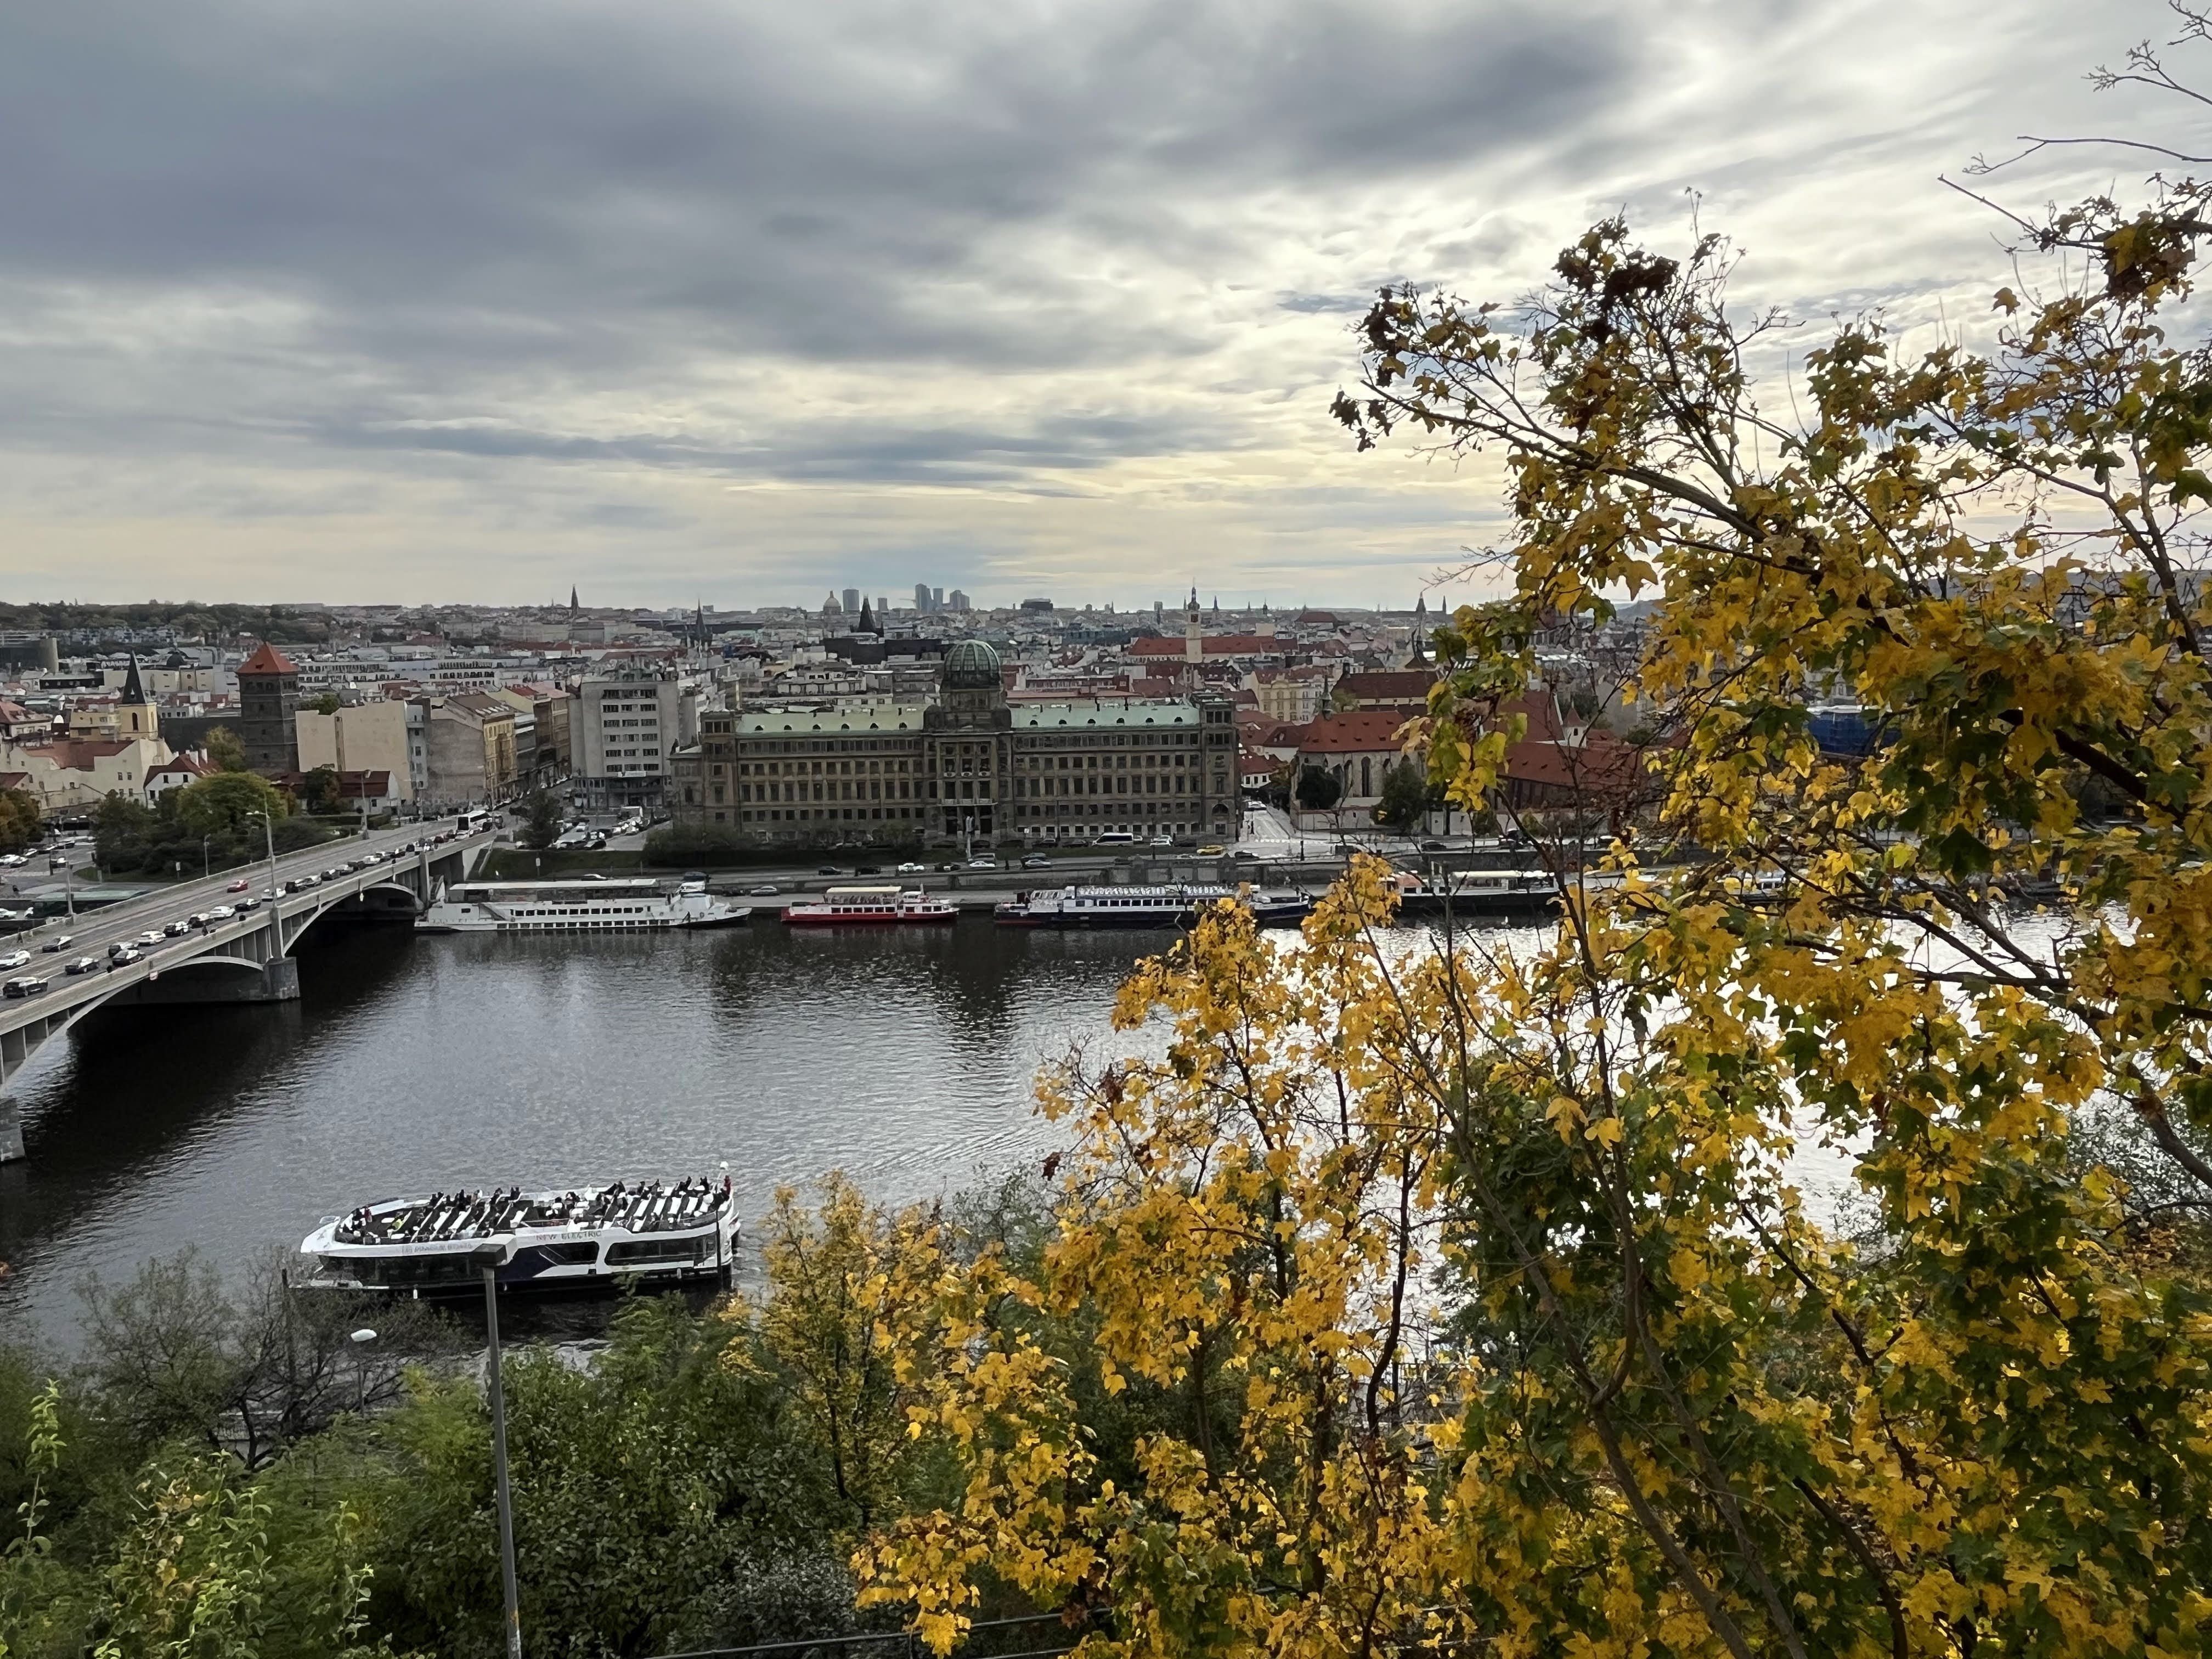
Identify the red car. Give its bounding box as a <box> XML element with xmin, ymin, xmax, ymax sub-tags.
<box><xmin>226</xmin><ymin>878</ymin><xmax>251</xmax><ymax>893</ymax></box>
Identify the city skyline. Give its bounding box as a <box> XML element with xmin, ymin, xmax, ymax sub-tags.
<box><xmin>0</xmin><ymin>0</ymin><xmax>2181</xmax><ymax>607</ymax></box>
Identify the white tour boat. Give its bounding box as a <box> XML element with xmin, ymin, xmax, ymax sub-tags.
<box><xmin>416</xmin><ymin>876</ymin><xmax>748</xmax><ymax>933</ymax></box>
<box><xmin>781</xmin><ymin>884</ymin><xmax>959</xmax><ymax>926</ymax></box>
<box><xmin>993</xmin><ymin>883</ymin><xmax>1311</xmax><ymax>928</ymax></box>
<box><xmin>299</xmin><ymin>1178</ymin><xmax>739</xmax><ymax>1295</ymax></box>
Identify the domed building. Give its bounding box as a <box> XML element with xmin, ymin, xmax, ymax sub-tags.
<box><xmin>678</xmin><ymin>628</ymin><xmax>1241</xmax><ymax>850</ymax></box>
<box><xmin>940</xmin><ymin>639</ymin><xmax>1002</xmax><ymax>689</ymax></box>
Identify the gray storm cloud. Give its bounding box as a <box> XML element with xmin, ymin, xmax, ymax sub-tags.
<box><xmin>0</xmin><ymin>0</ymin><xmax>2186</xmax><ymax>603</ymax></box>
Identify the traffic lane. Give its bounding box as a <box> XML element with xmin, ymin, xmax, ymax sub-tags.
<box><xmin>12</xmin><ymin>827</ymin><xmax>492</xmax><ymax>964</ymax></box>
<box><xmin>0</xmin><ymin>861</ymin><xmax>408</xmax><ymax>1017</ymax></box>
<box><xmin>13</xmin><ymin>821</ymin><xmax>488</xmax><ymax>943</ymax></box>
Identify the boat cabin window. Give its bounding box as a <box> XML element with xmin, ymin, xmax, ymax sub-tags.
<box><xmin>535</xmin><ymin>1242</ymin><xmax>600</xmax><ymax>1266</ymax></box>
<box><xmin>606</xmin><ymin>1238</ymin><xmax>704</xmax><ymax>1266</ymax></box>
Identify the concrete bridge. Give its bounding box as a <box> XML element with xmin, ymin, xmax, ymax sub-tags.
<box><xmin>0</xmin><ymin>825</ymin><xmax>480</xmax><ymax>1161</ymax></box>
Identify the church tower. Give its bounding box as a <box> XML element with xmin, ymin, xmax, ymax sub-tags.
<box><xmin>1184</xmin><ymin>586</ymin><xmax>1203</xmax><ymax>664</ymax></box>
<box><xmin>116</xmin><ymin>654</ymin><xmax>159</xmax><ymax>741</ymax></box>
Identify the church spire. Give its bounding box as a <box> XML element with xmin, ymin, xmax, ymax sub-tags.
<box><xmin>569</xmin><ymin>585</ymin><xmax>579</xmax><ymax>613</ymax></box>
<box><xmin>121</xmin><ymin>652</ymin><xmax>147</xmax><ymax>704</ymax></box>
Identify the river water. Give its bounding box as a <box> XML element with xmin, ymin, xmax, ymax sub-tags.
<box><xmin>0</xmin><ymin>916</ymin><xmax>1195</xmax><ymax>1345</ymax></box>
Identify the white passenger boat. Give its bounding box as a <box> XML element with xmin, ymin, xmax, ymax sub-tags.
<box><xmin>781</xmin><ymin>884</ymin><xmax>958</xmax><ymax>926</ymax></box>
<box><xmin>993</xmin><ymin>883</ymin><xmax>1311</xmax><ymax>928</ymax></box>
<box><xmin>298</xmin><ymin>1178</ymin><xmax>739</xmax><ymax>1295</ymax></box>
<box><xmin>1389</xmin><ymin>868</ymin><xmax>1567</xmax><ymax>917</ymax></box>
<box><xmin>415</xmin><ymin>876</ymin><xmax>748</xmax><ymax>933</ymax></box>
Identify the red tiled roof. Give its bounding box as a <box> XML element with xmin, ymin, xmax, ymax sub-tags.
<box><xmin>1127</xmin><ymin>634</ymin><xmax>1288</xmax><ymax>658</ymax></box>
<box><xmin>238</xmin><ymin>642</ymin><xmax>298</xmax><ymax>675</ymax></box>
<box><xmin>1295</xmin><ymin>710</ymin><xmax>1418</xmax><ymax>755</ymax></box>
<box><xmin>1335</xmin><ymin>670</ymin><xmax>1437</xmax><ymax>702</ymax></box>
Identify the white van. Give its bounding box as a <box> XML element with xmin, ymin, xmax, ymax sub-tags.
<box><xmin>1093</xmin><ymin>830</ymin><xmax>1137</xmax><ymax>845</ymax></box>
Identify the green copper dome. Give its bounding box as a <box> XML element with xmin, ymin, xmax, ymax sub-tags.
<box><xmin>941</xmin><ymin>639</ymin><xmax>1003</xmax><ymax>689</ymax></box>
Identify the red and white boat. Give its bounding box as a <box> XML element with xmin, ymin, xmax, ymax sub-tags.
<box><xmin>781</xmin><ymin>884</ymin><xmax>959</xmax><ymax>926</ymax></box>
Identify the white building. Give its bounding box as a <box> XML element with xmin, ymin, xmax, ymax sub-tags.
<box><xmin>572</xmin><ymin>666</ymin><xmax>701</xmax><ymax>810</ymax></box>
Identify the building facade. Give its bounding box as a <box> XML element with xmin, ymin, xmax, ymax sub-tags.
<box><xmin>572</xmin><ymin>666</ymin><xmax>699</xmax><ymax>810</ymax></box>
<box><xmin>674</xmin><ymin>641</ymin><xmax>1239</xmax><ymax>846</ymax></box>
<box><xmin>237</xmin><ymin>642</ymin><xmax>302</xmax><ymax>774</ymax></box>
<box><xmin>295</xmin><ymin>701</ymin><xmax>415</xmax><ymax>802</ymax></box>
<box><xmin>414</xmin><ymin>691</ymin><xmax>520</xmax><ymax>806</ymax></box>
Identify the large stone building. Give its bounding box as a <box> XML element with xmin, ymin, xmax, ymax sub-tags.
<box><xmin>295</xmin><ymin>700</ymin><xmax>414</xmax><ymax>802</ymax></box>
<box><xmin>572</xmin><ymin>665</ymin><xmax>699</xmax><ymax>810</ymax></box>
<box><xmin>237</xmin><ymin>642</ymin><xmax>302</xmax><ymax>774</ymax></box>
<box><xmin>674</xmin><ymin>640</ymin><xmax>1240</xmax><ymax>846</ymax></box>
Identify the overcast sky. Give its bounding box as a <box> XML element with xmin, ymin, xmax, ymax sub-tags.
<box><xmin>0</xmin><ymin>0</ymin><xmax>2196</xmax><ymax>611</ymax></box>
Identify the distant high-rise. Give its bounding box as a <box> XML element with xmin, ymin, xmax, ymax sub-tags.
<box><xmin>932</xmin><ymin>586</ymin><xmax>945</xmax><ymax>611</ymax></box>
<box><xmin>877</xmin><ymin>596</ymin><xmax>890</xmax><ymax>618</ymax></box>
<box><xmin>947</xmin><ymin>589</ymin><xmax>972</xmax><ymax>613</ymax></box>
<box><xmin>842</xmin><ymin>587</ymin><xmax>861</xmax><ymax>618</ymax></box>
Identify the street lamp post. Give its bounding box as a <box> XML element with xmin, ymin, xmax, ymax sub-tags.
<box><xmin>245</xmin><ymin>809</ymin><xmax>281</xmax><ymax>935</ymax></box>
<box><xmin>201</xmin><ymin>835</ymin><xmax>212</xmax><ymax>879</ymax></box>
<box><xmin>470</xmin><ymin>1242</ymin><xmax>523</xmax><ymax>1659</ymax></box>
<box><xmin>349</xmin><ymin>1327</ymin><xmax>377</xmax><ymax>1415</ymax></box>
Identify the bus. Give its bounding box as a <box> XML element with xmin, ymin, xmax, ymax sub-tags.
<box><xmin>456</xmin><ymin>808</ymin><xmax>494</xmax><ymax>834</ymax></box>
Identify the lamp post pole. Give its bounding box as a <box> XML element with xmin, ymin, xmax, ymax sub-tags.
<box><xmin>471</xmin><ymin>1243</ymin><xmax>523</xmax><ymax>1659</ymax></box>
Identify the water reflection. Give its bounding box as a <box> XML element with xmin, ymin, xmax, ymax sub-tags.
<box><xmin>0</xmin><ymin>917</ymin><xmax>1180</xmax><ymax>1345</ymax></box>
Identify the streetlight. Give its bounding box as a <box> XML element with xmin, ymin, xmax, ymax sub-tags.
<box><xmin>349</xmin><ymin>1327</ymin><xmax>377</xmax><ymax>1415</ymax></box>
<box><xmin>200</xmin><ymin>834</ymin><xmax>212</xmax><ymax>879</ymax></box>
<box><xmin>470</xmin><ymin>1242</ymin><xmax>523</xmax><ymax>1659</ymax></box>
<box><xmin>245</xmin><ymin>809</ymin><xmax>281</xmax><ymax>936</ymax></box>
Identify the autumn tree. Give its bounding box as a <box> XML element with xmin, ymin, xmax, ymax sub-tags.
<box><xmin>870</xmin><ymin>51</ymin><xmax>2212</xmax><ymax>1659</ymax></box>
<box><xmin>173</xmin><ymin>771</ymin><xmax>286</xmax><ymax>841</ymax></box>
<box><xmin>202</xmin><ymin>726</ymin><xmax>248</xmax><ymax>773</ymax></box>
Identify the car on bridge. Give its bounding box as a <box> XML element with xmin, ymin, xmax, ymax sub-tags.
<box><xmin>0</xmin><ymin>951</ymin><xmax>26</xmax><ymax>970</ymax></box>
<box><xmin>135</xmin><ymin>931</ymin><xmax>165</xmax><ymax>947</ymax></box>
<box><xmin>108</xmin><ymin>947</ymin><xmax>140</xmax><ymax>967</ymax></box>
<box><xmin>3</xmin><ymin>976</ymin><xmax>49</xmax><ymax>998</ymax></box>
<box><xmin>163</xmin><ymin>921</ymin><xmax>190</xmax><ymax>937</ymax></box>
<box><xmin>63</xmin><ymin>956</ymin><xmax>98</xmax><ymax>975</ymax></box>
<box><xmin>207</xmin><ymin>905</ymin><xmax>234</xmax><ymax>920</ymax></box>
<box><xmin>39</xmin><ymin>935</ymin><xmax>71</xmax><ymax>953</ymax></box>
<box><xmin>227</xmin><ymin>878</ymin><xmax>251</xmax><ymax>893</ymax></box>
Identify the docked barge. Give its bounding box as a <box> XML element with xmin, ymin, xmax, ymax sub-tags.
<box><xmin>298</xmin><ymin>1178</ymin><xmax>738</xmax><ymax>1295</ymax></box>
<box><xmin>994</xmin><ymin>883</ymin><xmax>1312</xmax><ymax>928</ymax></box>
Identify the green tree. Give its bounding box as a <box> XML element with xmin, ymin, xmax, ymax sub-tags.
<box><xmin>173</xmin><ymin>772</ymin><xmax>285</xmax><ymax>841</ymax></box>
<box><xmin>521</xmin><ymin>790</ymin><xmax>562</xmax><ymax>852</ymax></box>
<box><xmin>202</xmin><ymin>726</ymin><xmax>247</xmax><ymax>773</ymax></box>
<box><xmin>91</xmin><ymin>795</ymin><xmax>155</xmax><ymax>875</ymax></box>
<box><xmin>299</xmin><ymin>765</ymin><xmax>341</xmax><ymax>815</ymax></box>
<box><xmin>0</xmin><ymin>791</ymin><xmax>39</xmax><ymax>856</ymax></box>
<box><xmin>306</xmin><ymin>693</ymin><xmax>342</xmax><ymax>717</ymax></box>
<box><xmin>1370</xmin><ymin>758</ymin><xmax>1427</xmax><ymax>829</ymax></box>
<box><xmin>1291</xmin><ymin>765</ymin><xmax>1340</xmax><ymax>813</ymax></box>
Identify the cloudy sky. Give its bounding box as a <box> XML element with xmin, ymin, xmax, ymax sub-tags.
<box><xmin>0</xmin><ymin>0</ymin><xmax>2194</xmax><ymax>611</ymax></box>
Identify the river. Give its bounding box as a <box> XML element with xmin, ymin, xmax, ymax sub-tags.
<box><xmin>0</xmin><ymin>916</ymin><xmax>1194</xmax><ymax>1345</ymax></box>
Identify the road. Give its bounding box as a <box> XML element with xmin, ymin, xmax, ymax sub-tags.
<box><xmin>0</xmin><ymin>816</ymin><xmax>498</xmax><ymax>975</ymax></box>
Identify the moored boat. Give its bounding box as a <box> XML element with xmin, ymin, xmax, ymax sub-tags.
<box><xmin>416</xmin><ymin>876</ymin><xmax>748</xmax><ymax>933</ymax></box>
<box><xmin>993</xmin><ymin>883</ymin><xmax>1311</xmax><ymax>928</ymax></box>
<box><xmin>298</xmin><ymin>1178</ymin><xmax>738</xmax><ymax>1295</ymax></box>
<box><xmin>781</xmin><ymin>884</ymin><xmax>958</xmax><ymax>925</ymax></box>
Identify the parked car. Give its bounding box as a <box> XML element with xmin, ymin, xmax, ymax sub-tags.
<box><xmin>1231</xmin><ymin>849</ymin><xmax>1261</xmax><ymax>862</ymax></box>
<box><xmin>748</xmin><ymin>883</ymin><xmax>781</xmax><ymax>896</ymax></box>
<box><xmin>817</xmin><ymin>866</ymin><xmax>844</xmax><ymax>876</ymax></box>
<box><xmin>226</xmin><ymin>878</ymin><xmax>251</xmax><ymax>893</ymax></box>
<box><xmin>0</xmin><ymin>854</ymin><xmax>22</xmax><ymax>868</ymax></box>
<box><xmin>1022</xmin><ymin>854</ymin><xmax>1051</xmax><ymax>869</ymax></box>
<box><xmin>40</xmin><ymin>935</ymin><xmax>71</xmax><ymax>953</ymax></box>
<box><xmin>64</xmin><ymin>955</ymin><xmax>99</xmax><ymax>975</ymax></box>
<box><xmin>1149</xmin><ymin>835</ymin><xmax>1173</xmax><ymax>848</ymax></box>
<box><xmin>896</xmin><ymin>862</ymin><xmax>926</xmax><ymax>874</ymax></box>
<box><xmin>966</xmin><ymin>857</ymin><xmax>995</xmax><ymax>870</ymax></box>
<box><xmin>0</xmin><ymin>951</ymin><xmax>28</xmax><ymax>970</ymax></box>
<box><xmin>3</xmin><ymin>976</ymin><xmax>49</xmax><ymax>998</ymax></box>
